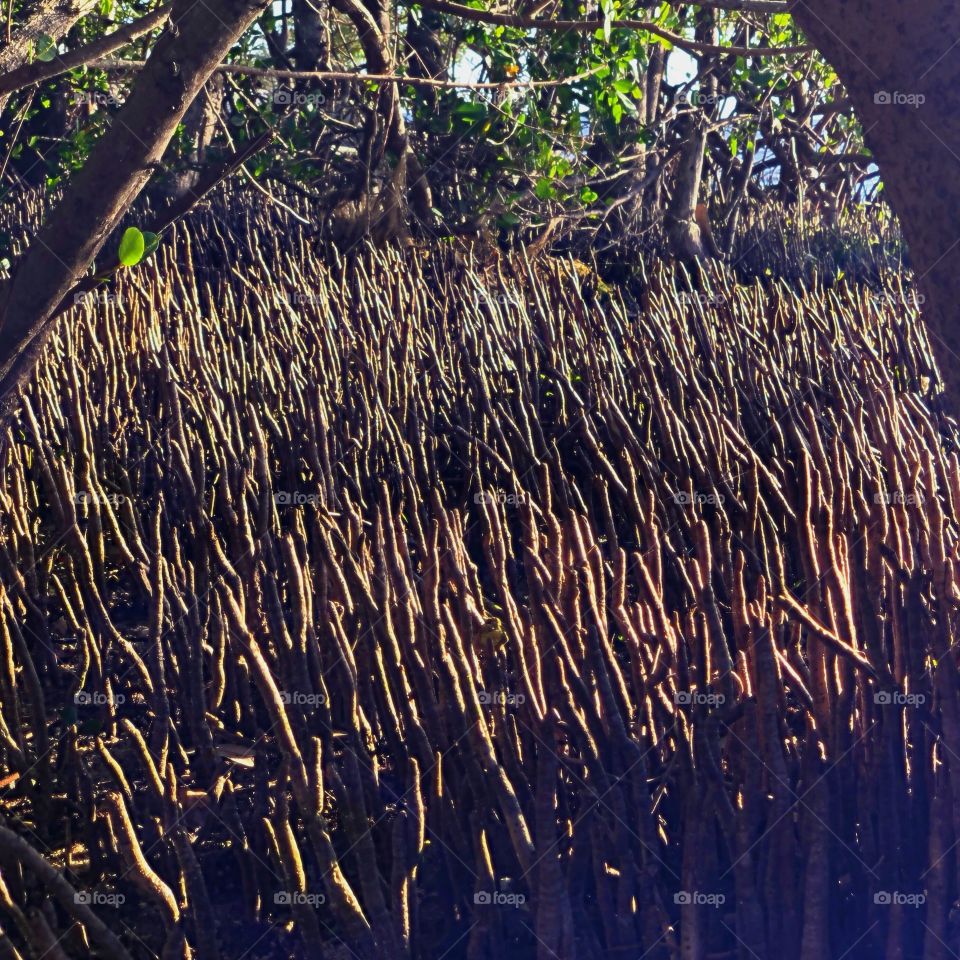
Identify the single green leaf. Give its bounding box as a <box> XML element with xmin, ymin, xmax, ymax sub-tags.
<box><xmin>118</xmin><ymin>227</ymin><xmax>145</xmax><ymax>267</ymax></box>
<box><xmin>142</xmin><ymin>231</ymin><xmax>160</xmax><ymax>257</ymax></box>
<box><xmin>35</xmin><ymin>34</ymin><xmax>57</xmax><ymax>62</ymax></box>
<box><xmin>615</xmin><ymin>90</ymin><xmax>637</xmax><ymax>114</ymax></box>
<box><xmin>534</xmin><ymin>177</ymin><xmax>555</xmax><ymax>201</ymax></box>
<box><xmin>453</xmin><ymin>101</ymin><xmax>487</xmax><ymax>123</ymax></box>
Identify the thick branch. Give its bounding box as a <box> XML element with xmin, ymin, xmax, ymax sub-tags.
<box><xmin>0</xmin><ymin>5</ymin><xmax>171</xmax><ymax>97</ymax></box>
<box><xmin>0</xmin><ymin>0</ymin><xmax>99</xmax><ymax>73</ymax></box>
<box><xmin>93</xmin><ymin>56</ymin><xmax>604</xmax><ymax>89</ymax></box>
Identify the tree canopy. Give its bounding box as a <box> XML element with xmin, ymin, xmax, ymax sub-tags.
<box><xmin>0</xmin><ymin>0</ymin><xmax>874</xmax><ymax>251</ymax></box>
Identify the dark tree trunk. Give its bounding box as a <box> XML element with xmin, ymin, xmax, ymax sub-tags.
<box><xmin>405</xmin><ymin>5</ymin><xmax>445</xmax><ymax>108</ymax></box>
<box><xmin>791</xmin><ymin>0</ymin><xmax>960</xmax><ymax>410</ymax></box>
<box><xmin>158</xmin><ymin>75</ymin><xmax>221</xmax><ymax>203</ymax></box>
<box><xmin>666</xmin><ymin>7</ymin><xmax>719</xmax><ymax>260</ymax></box>
<box><xmin>332</xmin><ymin>0</ymin><xmax>433</xmax><ymax>235</ymax></box>
<box><xmin>641</xmin><ymin>42</ymin><xmax>666</xmax><ymax>226</ymax></box>
<box><xmin>293</xmin><ymin>0</ymin><xmax>329</xmax><ymax>70</ymax></box>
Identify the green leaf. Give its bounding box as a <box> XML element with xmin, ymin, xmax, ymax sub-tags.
<box><xmin>35</xmin><ymin>34</ymin><xmax>57</xmax><ymax>62</ymax></box>
<box><xmin>452</xmin><ymin>101</ymin><xmax>487</xmax><ymax>124</ymax></box>
<box><xmin>534</xmin><ymin>177</ymin><xmax>556</xmax><ymax>200</ymax></box>
<box><xmin>615</xmin><ymin>90</ymin><xmax>637</xmax><ymax>114</ymax></box>
<box><xmin>580</xmin><ymin>187</ymin><xmax>598</xmax><ymax>203</ymax></box>
<box><xmin>142</xmin><ymin>231</ymin><xmax>160</xmax><ymax>257</ymax></box>
<box><xmin>118</xmin><ymin>227</ymin><xmax>145</xmax><ymax>267</ymax></box>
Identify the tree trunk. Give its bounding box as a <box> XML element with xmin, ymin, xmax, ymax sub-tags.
<box><xmin>0</xmin><ymin>0</ymin><xmax>269</xmax><ymax>416</ymax></box>
<box><xmin>159</xmin><ymin>75</ymin><xmax>221</xmax><ymax>203</ymax></box>
<box><xmin>791</xmin><ymin>0</ymin><xmax>960</xmax><ymax>410</ymax></box>
<box><xmin>333</xmin><ymin>0</ymin><xmax>433</xmax><ymax>233</ymax></box>
<box><xmin>641</xmin><ymin>42</ymin><xmax>666</xmax><ymax>226</ymax></box>
<box><xmin>293</xmin><ymin>0</ymin><xmax>329</xmax><ymax>70</ymax></box>
<box><xmin>666</xmin><ymin>114</ymin><xmax>711</xmax><ymax>259</ymax></box>
<box><xmin>666</xmin><ymin>7</ymin><xmax>718</xmax><ymax>260</ymax></box>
